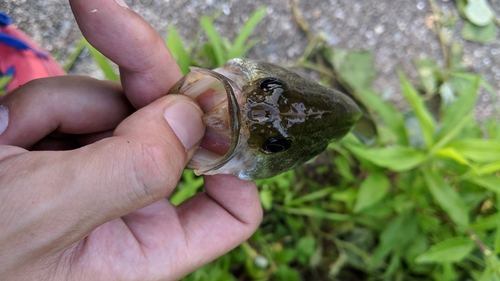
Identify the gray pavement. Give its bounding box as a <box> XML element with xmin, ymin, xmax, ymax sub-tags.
<box><xmin>1</xmin><ymin>0</ymin><xmax>499</xmax><ymax>119</ymax></box>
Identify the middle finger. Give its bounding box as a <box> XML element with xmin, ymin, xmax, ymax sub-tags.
<box><xmin>0</xmin><ymin>76</ymin><xmax>133</xmax><ymax>149</ymax></box>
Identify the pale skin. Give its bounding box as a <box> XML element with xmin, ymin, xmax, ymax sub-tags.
<box><xmin>0</xmin><ymin>0</ymin><xmax>263</xmax><ymax>280</ymax></box>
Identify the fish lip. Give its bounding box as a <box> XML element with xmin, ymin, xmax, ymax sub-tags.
<box><xmin>186</xmin><ymin>67</ymin><xmax>242</xmax><ymax>174</ymax></box>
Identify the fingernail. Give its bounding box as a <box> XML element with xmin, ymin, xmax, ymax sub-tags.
<box><xmin>0</xmin><ymin>105</ymin><xmax>8</xmax><ymax>136</ymax></box>
<box><xmin>115</xmin><ymin>0</ymin><xmax>129</xmax><ymax>8</ymax></box>
<box><xmin>164</xmin><ymin>101</ymin><xmax>205</xmax><ymax>151</ymax></box>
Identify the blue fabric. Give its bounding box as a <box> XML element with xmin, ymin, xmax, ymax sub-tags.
<box><xmin>0</xmin><ymin>11</ymin><xmax>48</xmax><ymax>59</ymax></box>
<box><xmin>3</xmin><ymin>66</ymin><xmax>15</xmax><ymax>76</ymax></box>
<box><xmin>0</xmin><ymin>12</ymin><xmax>12</xmax><ymax>27</ymax></box>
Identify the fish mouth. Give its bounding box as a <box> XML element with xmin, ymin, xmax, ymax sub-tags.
<box><xmin>169</xmin><ymin>67</ymin><xmax>243</xmax><ymax>175</ymax></box>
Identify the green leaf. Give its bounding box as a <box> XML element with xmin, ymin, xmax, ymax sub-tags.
<box><xmin>200</xmin><ymin>16</ymin><xmax>225</xmax><ymax>67</ymax></box>
<box><xmin>434</xmin><ymin>76</ymin><xmax>479</xmax><ymax>147</ymax></box>
<box><xmin>84</xmin><ymin>39</ymin><xmax>119</xmax><ymax>81</ymax></box>
<box><xmin>439</xmin><ymin>82</ymin><xmax>456</xmax><ymax>107</ymax></box>
<box><xmin>495</xmin><ymin>220</ymin><xmax>500</xmax><ymax>254</ymax></box>
<box><xmin>166</xmin><ymin>26</ymin><xmax>191</xmax><ymax>75</ymax></box>
<box><xmin>357</xmin><ymin>89</ymin><xmax>409</xmax><ymax>146</ymax></box>
<box><xmin>477</xmin><ymin>162</ymin><xmax>500</xmax><ymax>175</ymax></box>
<box><xmin>398</xmin><ymin>72</ymin><xmax>435</xmax><ymax>148</ymax></box>
<box><xmin>464</xmin><ymin>0</ymin><xmax>494</xmax><ymax>26</ymax></box>
<box><xmin>462</xmin><ymin>20</ymin><xmax>496</xmax><ymax>44</ymax></box>
<box><xmin>331</xmin><ymin>188</ymin><xmax>358</xmax><ymax>210</ymax></box>
<box><xmin>333</xmin><ymin>155</ymin><xmax>355</xmax><ymax>182</ymax></box>
<box><xmin>456</xmin><ymin>0</ymin><xmax>468</xmax><ymax>18</ymax></box>
<box><xmin>371</xmin><ymin>211</ymin><xmax>418</xmax><ymax>267</ymax></box>
<box><xmin>470</xmin><ymin>213</ymin><xmax>499</xmax><ymax>231</ymax></box>
<box><xmin>353</xmin><ymin>172</ymin><xmax>390</xmax><ymax>213</ymax></box>
<box><xmin>228</xmin><ymin>7</ymin><xmax>266</xmax><ymax>58</ymax></box>
<box><xmin>346</xmin><ymin>144</ymin><xmax>426</xmax><ymax>171</ymax></box>
<box><xmin>274</xmin><ymin>249</ymin><xmax>296</xmax><ymax>264</ymax></box>
<box><xmin>479</xmin><ymin>255</ymin><xmax>500</xmax><ymax>281</ymax></box>
<box><xmin>259</xmin><ymin>189</ymin><xmax>273</xmax><ymax>211</ymax></box>
<box><xmin>415</xmin><ymin>237</ymin><xmax>474</xmax><ymax>263</ymax></box>
<box><xmin>447</xmin><ymin>139</ymin><xmax>500</xmax><ymax>163</ymax></box>
<box><xmin>324</xmin><ymin>48</ymin><xmax>347</xmax><ymax>71</ymax></box>
<box><xmin>468</xmin><ymin>175</ymin><xmax>500</xmax><ymax>194</ymax></box>
<box><xmin>415</xmin><ymin>58</ymin><xmax>442</xmax><ymax>95</ymax></box>
<box><xmin>287</xmin><ymin>187</ymin><xmax>335</xmax><ymax>206</ymax></box>
<box><xmin>451</xmin><ymin>72</ymin><xmax>496</xmax><ymax>99</ymax></box>
<box><xmin>329</xmin><ymin>50</ymin><xmax>376</xmax><ymax>90</ymax></box>
<box><xmin>434</xmin><ymin>147</ymin><xmax>470</xmax><ymax>165</ymax></box>
<box><xmin>296</xmin><ymin>236</ymin><xmax>316</xmax><ymax>264</ymax></box>
<box><xmin>273</xmin><ymin>265</ymin><xmax>301</xmax><ymax>281</ymax></box>
<box><xmin>405</xmin><ymin>235</ymin><xmax>429</xmax><ymax>265</ymax></box>
<box><xmin>422</xmin><ymin>168</ymin><xmax>469</xmax><ymax>227</ymax></box>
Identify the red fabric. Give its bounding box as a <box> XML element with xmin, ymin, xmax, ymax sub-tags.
<box><xmin>0</xmin><ymin>25</ymin><xmax>65</xmax><ymax>92</ymax></box>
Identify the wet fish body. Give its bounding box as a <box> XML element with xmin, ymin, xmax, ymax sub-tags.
<box><xmin>167</xmin><ymin>58</ymin><xmax>361</xmax><ymax>180</ymax></box>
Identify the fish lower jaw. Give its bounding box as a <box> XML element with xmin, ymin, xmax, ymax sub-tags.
<box><xmin>186</xmin><ymin>127</ymin><xmax>231</xmax><ymax>171</ymax></box>
<box><xmin>172</xmin><ymin>68</ymin><xmax>239</xmax><ymax>175</ymax></box>
<box><xmin>188</xmin><ymin>145</ymin><xmax>257</xmax><ymax>181</ymax></box>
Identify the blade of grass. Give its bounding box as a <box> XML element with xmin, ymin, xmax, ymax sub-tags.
<box><xmin>398</xmin><ymin>71</ymin><xmax>435</xmax><ymax>148</ymax></box>
<box><xmin>170</xmin><ymin>170</ymin><xmax>204</xmax><ymax>205</ymax></box>
<box><xmin>64</xmin><ymin>36</ymin><xmax>87</xmax><ymax>72</ymax></box>
<box><xmin>200</xmin><ymin>15</ymin><xmax>225</xmax><ymax>66</ymax></box>
<box><xmin>286</xmin><ymin>187</ymin><xmax>335</xmax><ymax>206</ymax></box>
<box><xmin>84</xmin><ymin>39</ymin><xmax>120</xmax><ymax>81</ymax></box>
<box><xmin>279</xmin><ymin>206</ymin><xmax>350</xmax><ymax>221</ymax></box>
<box><xmin>166</xmin><ymin>26</ymin><xmax>191</xmax><ymax>75</ymax></box>
<box><xmin>228</xmin><ymin>7</ymin><xmax>266</xmax><ymax>58</ymax></box>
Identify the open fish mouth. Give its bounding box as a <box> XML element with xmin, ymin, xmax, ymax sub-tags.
<box><xmin>167</xmin><ymin>67</ymin><xmax>243</xmax><ymax>175</ymax></box>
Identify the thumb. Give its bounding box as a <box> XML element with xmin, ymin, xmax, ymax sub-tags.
<box><xmin>89</xmin><ymin>94</ymin><xmax>206</xmax><ymax>217</ymax></box>
<box><xmin>0</xmin><ymin>94</ymin><xmax>205</xmax><ymax>252</ymax></box>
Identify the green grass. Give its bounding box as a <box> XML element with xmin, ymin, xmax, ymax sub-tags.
<box><xmin>0</xmin><ymin>75</ymin><xmax>13</xmax><ymax>96</ymax></box>
<box><xmin>67</xmin><ymin>5</ymin><xmax>500</xmax><ymax>281</ymax></box>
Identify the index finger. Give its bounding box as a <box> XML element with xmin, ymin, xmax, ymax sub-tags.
<box><xmin>69</xmin><ymin>0</ymin><xmax>182</xmax><ymax>108</ymax></box>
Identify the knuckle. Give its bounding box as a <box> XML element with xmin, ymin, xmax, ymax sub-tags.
<box><xmin>129</xmin><ymin>139</ymin><xmax>186</xmax><ymax>202</ymax></box>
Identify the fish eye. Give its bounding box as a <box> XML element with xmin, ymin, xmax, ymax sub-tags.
<box><xmin>262</xmin><ymin>137</ymin><xmax>292</xmax><ymax>154</ymax></box>
<box><xmin>258</xmin><ymin>77</ymin><xmax>287</xmax><ymax>92</ymax></box>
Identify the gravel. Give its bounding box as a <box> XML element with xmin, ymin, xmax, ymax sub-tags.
<box><xmin>1</xmin><ymin>0</ymin><xmax>499</xmax><ymax>118</ymax></box>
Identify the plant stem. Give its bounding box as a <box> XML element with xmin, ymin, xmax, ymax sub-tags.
<box><xmin>290</xmin><ymin>0</ymin><xmax>312</xmax><ymax>40</ymax></box>
<box><xmin>467</xmin><ymin>229</ymin><xmax>493</xmax><ymax>256</ymax></box>
<box><xmin>428</xmin><ymin>0</ymin><xmax>451</xmax><ymax>71</ymax></box>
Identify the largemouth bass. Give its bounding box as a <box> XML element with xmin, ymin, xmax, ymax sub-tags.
<box><xmin>168</xmin><ymin>58</ymin><xmax>361</xmax><ymax>180</ymax></box>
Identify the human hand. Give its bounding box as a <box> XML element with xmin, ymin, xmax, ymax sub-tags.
<box><xmin>0</xmin><ymin>1</ymin><xmax>262</xmax><ymax>280</ymax></box>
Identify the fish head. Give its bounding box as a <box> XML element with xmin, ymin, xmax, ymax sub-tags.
<box><xmin>167</xmin><ymin>58</ymin><xmax>361</xmax><ymax>180</ymax></box>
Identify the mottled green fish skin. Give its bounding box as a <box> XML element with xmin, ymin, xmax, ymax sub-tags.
<box><xmin>227</xmin><ymin>59</ymin><xmax>361</xmax><ymax>179</ymax></box>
